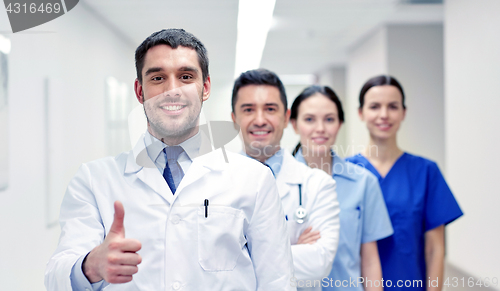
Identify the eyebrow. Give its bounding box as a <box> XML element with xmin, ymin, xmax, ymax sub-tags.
<box><xmin>144</xmin><ymin>66</ymin><xmax>200</xmax><ymax>77</ymax></box>
<box><xmin>179</xmin><ymin>66</ymin><xmax>199</xmax><ymax>74</ymax></box>
<box><xmin>144</xmin><ymin>67</ymin><xmax>163</xmax><ymax>77</ymax></box>
<box><xmin>240</xmin><ymin>103</ymin><xmax>254</xmax><ymax>109</ymax></box>
<box><xmin>303</xmin><ymin>113</ymin><xmax>336</xmax><ymax>117</ymax></box>
<box><xmin>240</xmin><ymin>103</ymin><xmax>280</xmax><ymax>108</ymax></box>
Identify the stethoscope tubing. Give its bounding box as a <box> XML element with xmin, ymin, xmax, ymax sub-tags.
<box><xmin>294</xmin><ymin>183</ymin><xmax>308</xmax><ymax>223</ymax></box>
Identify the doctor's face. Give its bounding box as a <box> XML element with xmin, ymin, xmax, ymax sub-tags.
<box><xmin>292</xmin><ymin>93</ymin><xmax>342</xmax><ymax>156</ymax></box>
<box><xmin>134</xmin><ymin>44</ymin><xmax>211</xmax><ymax>144</ymax></box>
<box><xmin>359</xmin><ymin>85</ymin><xmax>405</xmax><ymax>141</ymax></box>
<box><xmin>231</xmin><ymin>85</ymin><xmax>290</xmax><ymax>162</ymax></box>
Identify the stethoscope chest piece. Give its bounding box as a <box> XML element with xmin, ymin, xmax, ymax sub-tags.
<box><xmin>294</xmin><ymin>206</ymin><xmax>308</xmax><ymax>224</ymax></box>
<box><xmin>294</xmin><ymin>184</ymin><xmax>308</xmax><ymax>224</ymax></box>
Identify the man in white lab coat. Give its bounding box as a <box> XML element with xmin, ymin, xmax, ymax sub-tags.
<box><xmin>231</xmin><ymin>69</ymin><xmax>340</xmax><ymax>290</ymax></box>
<box><xmin>45</xmin><ymin>29</ymin><xmax>295</xmax><ymax>291</ymax></box>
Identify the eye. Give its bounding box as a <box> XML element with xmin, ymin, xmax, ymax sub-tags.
<box><xmin>369</xmin><ymin>104</ymin><xmax>379</xmax><ymax>109</ymax></box>
<box><xmin>304</xmin><ymin>117</ymin><xmax>313</xmax><ymax>122</ymax></box>
<box><xmin>389</xmin><ymin>104</ymin><xmax>399</xmax><ymax>110</ymax></box>
<box><xmin>242</xmin><ymin>108</ymin><xmax>253</xmax><ymax>113</ymax></box>
<box><xmin>326</xmin><ymin>117</ymin><xmax>335</xmax><ymax>122</ymax></box>
<box><xmin>181</xmin><ymin>75</ymin><xmax>193</xmax><ymax>80</ymax></box>
<box><xmin>266</xmin><ymin>107</ymin><xmax>277</xmax><ymax>112</ymax></box>
<box><xmin>151</xmin><ymin>76</ymin><xmax>163</xmax><ymax>81</ymax></box>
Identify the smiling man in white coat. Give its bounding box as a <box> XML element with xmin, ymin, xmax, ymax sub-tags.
<box><xmin>231</xmin><ymin>69</ymin><xmax>340</xmax><ymax>290</ymax></box>
<box><xmin>45</xmin><ymin>29</ymin><xmax>295</xmax><ymax>291</ymax></box>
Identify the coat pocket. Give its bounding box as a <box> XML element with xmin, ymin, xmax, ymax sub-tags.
<box><xmin>197</xmin><ymin>206</ymin><xmax>247</xmax><ymax>271</ymax></box>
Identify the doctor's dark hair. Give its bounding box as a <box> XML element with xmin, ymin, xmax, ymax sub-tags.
<box><xmin>135</xmin><ymin>28</ymin><xmax>209</xmax><ymax>84</ymax></box>
<box><xmin>231</xmin><ymin>68</ymin><xmax>287</xmax><ymax>114</ymax></box>
<box><xmin>359</xmin><ymin>75</ymin><xmax>406</xmax><ymax>109</ymax></box>
<box><xmin>290</xmin><ymin>85</ymin><xmax>344</xmax><ymax>156</ymax></box>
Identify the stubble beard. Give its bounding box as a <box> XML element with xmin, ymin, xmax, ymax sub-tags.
<box><xmin>142</xmin><ymin>90</ymin><xmax>203</xmax><ymax>144</ymax></box>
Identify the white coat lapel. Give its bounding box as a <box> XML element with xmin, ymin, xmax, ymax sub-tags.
<box><xmin>124</xmin><ymin>131</ymin><xmax>227</xmax><ymax>204</ymax></box>
<box><xmin>174</xmin><ymin>148</ymin><xmax>228</xmax><ymax>197</ymax></box>
<box><xmin>276</xmin><ymin>151</ymin><xmax>303</xmax><ymax>198</ymax></box>
<box><xmin>125</xmin><ymin>134</ymin><xmax>174</xmax><ymax>204</ymax></box>
<box><xmin>173</xmin><ymin>129</ymin><xmax>227</xmax><ymax>198</ymax></box>
<box><xmin>276</xmin><ymin>170</ymin><xmax>291</xmax><ymax>199</ymax></box>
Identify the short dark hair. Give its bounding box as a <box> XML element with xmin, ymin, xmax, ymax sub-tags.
<box><xmin>359</xmin><ymin>75</ymin><xmax>406</xmax><ymax>109</ymax></box>
<box><xmin>290</xmin><ymin>85</ymin><xmax>344</xmax><ymax>123</ymax></box>
<box><xmin>232</xmin><ymin>68</ymin><xmax>287</xmax><ymax>113</ymax></box>
<box><xmin>135</xmin><ymin>28</ymin><xmax>209</xmax><ymax>84</ymax></box>
<box><xmin>290</xmin><ymin>85</ymin><xmax>344</xmax><ymax>156</ymax></box>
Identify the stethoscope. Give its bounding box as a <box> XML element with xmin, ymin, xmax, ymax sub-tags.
<box><xmin>294</xmin><ymin>184</ymin><xmax>308</xmax><ymax>224</ymax></box>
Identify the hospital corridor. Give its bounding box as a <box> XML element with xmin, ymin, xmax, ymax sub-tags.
<box><xmin>0</xmin><ymin>0</ymin><xmax>498</xmax><ymax>290</ymax></box>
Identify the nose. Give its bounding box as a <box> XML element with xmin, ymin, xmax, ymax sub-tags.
<box><xmin>316</xmin><ymin>121</ymin><xmax>325</xmax><ymax>133</ymax></box>
<box><xmin>380</xmin><ymin>106</ymin><xmax>389</xmax><ymax>119</ymax></box>
<box><xmin>164</xmin><ymin>79</ymin><xmax>182</xmax><ymax>97</ymax></box>
<box><xmin>253</xmin><ymin>109</ymin><xmax>267</xmax><ymax>127</ymax></box>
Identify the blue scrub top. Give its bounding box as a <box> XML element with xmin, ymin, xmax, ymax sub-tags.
<box><xmin>295</xmin><ymin>149</ymin><xmax>393</xmax><ymax>291</ymax></box>
<box><xmin>346</xmin><ymin>153</ymin><xmax>463</xmax><ymax>290</ymax></box>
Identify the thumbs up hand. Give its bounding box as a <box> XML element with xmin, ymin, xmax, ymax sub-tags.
<box><xmin>83</xmin><ymin>201</ymin><xmax>142</xmax><ymax>284</ymax></box>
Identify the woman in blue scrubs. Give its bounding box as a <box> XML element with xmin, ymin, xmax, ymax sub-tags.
<box><xmin>346</xmin><ymin>75</ymin><xmax>463</xmax><ymax>290</ymax></box>
<box><xmin>290</xmin><ymin>85</ymin><xmax>394</xmax><ymax>291</ymax></box>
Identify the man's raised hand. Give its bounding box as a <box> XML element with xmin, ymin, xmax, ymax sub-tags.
<box><xmin>83</xmin><ymin>201</ymin><xmax>142</xmax><ymax>284</ymax></box>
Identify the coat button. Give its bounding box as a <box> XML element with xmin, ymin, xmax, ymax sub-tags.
<box><xmin>172</xmin><ymin>281</ymin><xmax>181</xmax><ymax>290</ymax></box>
<box><xmin>171</xmin><ymin>216</ymin><xmax>180</xmax><ymax>224</ymax></box>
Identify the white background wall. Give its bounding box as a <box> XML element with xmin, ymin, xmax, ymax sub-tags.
<box><xmin>0</xmin><ymin>4</ymin><xmax>135</xmax><ymax>290</ymax></box>
<box><xmin>387</xmin><ymin>24</ymin><xmax>445</xmax><ymax>169</ymax></box>
<box><xmin>345</xmin><ymin>27</ymin><xmax>388</xmax><ymax>157</ymax></box>
<box><xmin>444</xmin><ymin>0</ymin><xmax>500</xmax><ymax>280</ymax></box>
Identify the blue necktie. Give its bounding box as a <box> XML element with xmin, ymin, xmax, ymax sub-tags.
<box><xmin>162</xmin><ymin>146</ymin><xmax>184</xmax><ymax>194</ymax></box>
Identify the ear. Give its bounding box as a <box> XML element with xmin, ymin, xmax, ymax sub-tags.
<box><xmin>231</xmin><ymin>111</ymin><xmax>238</xmax><ymax>130</ymax></box>
<box><xmin>284</xmin><ymin>109</ymin><xmax>291</xmax><ymax>124</ymax></box>
<box><xmin>402</xmin><ymin>107</ymin><xmax>407</xmax><ymax>120</ymax></box>
<box><xmin>290</xmin><ymin>119</ymin><xmax>299</xmax><ymax>134</ymax></box>
<box><xmin>358</xmin><ymin>107</ymin><xmax>364</xmax><ymax>121</ymax></box>
<box><xmin>202</xmin><ymin>76</ymin><xmax>211</xmax><ymax>102</ymax></box>
<box><xmin>134</xmin><ymin>79</ymin><xmax>144</xmax><ymax>104</ymax></box>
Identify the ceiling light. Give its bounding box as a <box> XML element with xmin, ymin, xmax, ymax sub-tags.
<box><xmin>234</xmin><ymin>0</ymin><xmax>276</xmax><ymax>78</ymax></box>
<box><xmin>0</xmin><ymin>35</ymin><xmax>11</xmax><ymax>54</ymax></box>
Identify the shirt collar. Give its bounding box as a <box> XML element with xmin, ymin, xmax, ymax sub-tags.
<box><xmin>331</xmin><ymin>152</ymin><xmax>357</xmax><ymax>181</ymax></box>
<box><xmin>294</xmin><ymin>148</ymin><xmax>357</xmax><ymax>181</ymax></box>
<box><xmin>240</xmin><ymin>148</ymin><xmax>284</xmax><ymax>177</ymax></box>
<box><xmin>145</xmin><ymin>130</ymin><xmax>201</xmax><ymax>163</ymax></box>
<box><xmin>264</xmin><ymin>148</ymin><xmax>284</xmax><ymax>177</ymax></box>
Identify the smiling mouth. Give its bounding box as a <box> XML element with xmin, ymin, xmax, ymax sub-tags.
<box><xmin>159</xmin><ymin>104</ymin><xmax>188</xmax><ymax>115</ymax></box>
<box><xmin>161</xmin><ymin>105</ymin><xmax>186</xmax><ymax>111</ymax></box>
<box><xmin>250</xmin><ymin>130</ymin><xmax>271</xmax><ymax>136</ymax></box>
<box><xmin>312</xmin><ymin>137</ymin><xmax>328</xmax><ymax>144</ymax></box>
<box><xmin>376</xmin><ymin>124</ymin><xmax>391</xmax><ymax>130</ymax></box>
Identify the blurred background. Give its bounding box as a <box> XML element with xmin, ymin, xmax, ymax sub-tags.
<box><xmin>0</xmin><ymin>0</ymin><xmax>499</xmax><ymax>290</ymax></box>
